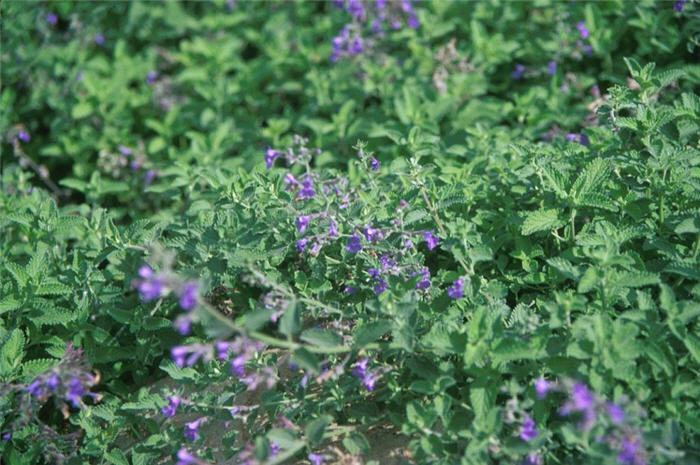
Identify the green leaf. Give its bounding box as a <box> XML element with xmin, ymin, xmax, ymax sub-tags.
<box><xmin>343</xmin><ymin>432</ymin><xmax>371</xmax><ymax>454</ymax></box>
<box><xmin>572</xmin><ymin>158</ymin><xmax>610</xmax><ymax>200</ymax></box>
<box><xmin>279</xmin><ymin>301</ymin><xmax>301</xmax><ymax>337</ymax></box>
<box><xmin>353</xmin><ymin>320</ymin><xmax>392</xmax><ymax>348</ymax></box>
<box><xmin>105</xmin><ymin>449</ymin><xmax>129</xmax><ymax>465</ymax></box>
<box><xmin>521</xmin><ymin>209</ymin><xmax>564</xmax><ymax>235</ymax></box>
<box><xmin>300</xmin><ymin>329</ymin><xmax>343</xmax><ymax>348</ymax></box>
<box><xmin>305</xmin><ymin>415</ymin><xmax>332</xmax><ymax>445</ymax></box>
<box><xmin>291</xmin><ymin>347</ymin><xmax>320</xmax><ymax>374</ymax></box>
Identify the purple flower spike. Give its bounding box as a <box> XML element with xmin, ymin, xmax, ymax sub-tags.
<box><xmin>95</xmin><ymin>33</ymin><xmax>104</xmax><ymax>45</ymax></box>
<box><xmin>146</xmin><ymin>70</ymin><xmax>158</xmax><ymax>85</ymax></box>
<box><xmin>161</xmin><ymin>396</ymin><xmax>181</xmax><ymax>418</ymax></box>
<box><xmin>534</xmin><ymin>377</ymin><xmax>550</xmax><ymax>399</ymax></box>
<box><xmin>352</xmin><ymin>358</ymin><xmax>369</xmax><ymax>378</ymax></box>
<box><xmin>265</xmin><ymin>147</ymin><xmax>282</xmax><ymax>169</ymax></box>
<box><xmin>547</xmin><ymin>61</ymin><xmax>557</xmax><ymax>75</ymax></box>
<box><xmin>344</xmin><ymin>285</ymin><xmax>357</xmax><ymax>294</ymax></box>
<box><xmin>174</xmin><ymin>315</ymin><xmax>192</xmax><ymax>336</ymax></box>
<box><xmin>618</xmin><ymin>436</ymin><xmax>644</xmax><ymax>465</ymax></box>
<box><xmin>45</xmin><ymin>12</ymin><xmax>57</xmax><ymax>24</ymax></box>
<box><xmin>511</xmin><ymin>64</ymin><xmax>526</xmax><ymax>80</ymax></box>
<box><xmin>577</xmin><ymin>21</ymin><xmax>590</xmax><ymax>39</ymax></box>
<box><xmin>374</xmin><ymin>278</ymin><xmax>387</xmax><ymax>295</ymax></box>
<box><xmin>674</xmin><ymin>0</ymin><xmax>687</xmax><ymax>11</ymax></box>
<box><xmin>179</xmin><ymin>282</ymin><xmax>198</xmax><ymax>310</ymax></box>
<box><xmin>422</xmin><ymin>230</ymin><xmax>439</xmax><ymax>250</ymax></box>
<box><xmin>370</xmin><ymin>157</ymin><xmax>380</xmax><ymax>171</ymax></box>
<box><xmin>66</xmin><ymin>377</ymin><xmax>85</xmax><ymax>408</ymax></box>
<box><xmin>447</xmin><ymin>278</ymin><xmax>464</xmax><ymax>299</ymax></box>
<box><xmin>296</xmin><ymin>238</ymin><xmax>308</xmax><ymax>253</ymax></box>
<box><xmin>363</xmin><ymin>371</ymin><xmax>379</xmax><ymax>391</ymax></box>
<box><xmin>47</xmin><ymin>373</ymin><xmax>60</xmax><ymax>391</ymax></box>
<box><xmin>26</xmin><ymin>379</ymin><xmax>44</xmax><ymax>397</ymax></box>
<box><xmin>522</xmin><ymin>453</ymin><xmax>542</xmax><ymax>465</ymax></box>
<box><xmin>296</xmin><ymin>215</ymin><xmax>311</xmax><ymax>234</ymax></box>
<box><xmin>230</xmin><ymin>355</ymin><xmax>247</xmax><ymax>377</ymax></box>
<box><xmin>17</xmin><ymin>130</ymin><xmax>30</xmax><ymax>142</ymax></box>
<box><xmin>571</xmin><ymin>383</ymin><xmax>595</xmax><ymax>410</ymax></box>
<box><xmin>176</xmin><ymin>449</ymin><xmax>199</xmax><ymax>465</ymax></box>
<box><xmin>519</xmin><ymin>416</ymin><xmax>538</xmax><ymax>441</ymax></box>
<box><xmin>171</xmin><ymin>346</ymin><xmax>188</xmax><ymax>367</ymax></box>
<box><xmin>138</xmin><ymin>265</ymin><xmax>154</xmax><ymax>279</ymax></box>
<box><xmin>328</xmin><ymin>219</ymin><xmax>338</xmax><ymax>236</ymax></box>
<box><xmin>184</xmin><ymin>418</ymin><xmax>205</xmax><ymax>441</ymax></box>
<box><xmin>144</xmin><ymin>169</ymin><xmax>156</xmax><ymax>184</ymax></box>
<box><xmin>309</xmin><ymin>453</ymin><xmax>324</xmax><ymax>465</ymax></box>
<box><xmin>346</xmin><ymin>233</ymin><xmax>362</xmax><ymax>254</ymax></box>
<box><xmin>607</xmin><ymin>402</ymin><xmax>625</xmax><ymax>423</ymax></box>
<box><xmin>299</xmin><ymin>176</ymin><xmax>316</xmax><ymax>199</ymax></box>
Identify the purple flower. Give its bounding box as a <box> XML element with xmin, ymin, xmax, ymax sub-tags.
<box><xmin>308</xmin><ymin>453</ymin><xmax>324</xmax><ymax>465</ymax></box>
<box><xmin>231</xmin><ymin>355</ymin><xmax>247</xmax><ymax>377</ymax></box>
<box><xmin>118</xmin><ymin>145</ymin><xmax>132</xmax><ymax>155</ymax></box>
<box><xmin>144</xmin><ymin>169</ymin><xmax>156</xmax><ymax>184</ymax></box>
<box><xmin>296</xmin><ymin>215</ymin><xmax>311</xmax><ymax>234</ymax></box>
<box><xmin>161</xmin><ymin>396</ymin><xmax>181</xmax><ymax>418</ymax></box>
<box><xmin>407</xmin><ymin>15</ymin><xmax>420</xmax><ymax>29</ymax></box>
<box><xmin>176</xmin><ymin>449</ymin><xmax>199</xmax><ymax>465</ymax></box>
<box><xmin>94</xmin><ymin>33</ymin><xmax>104</xmax><ymax>45</ymax></box>
<box><xmin>17</xmin><ymin>130</ymin><xmax>30</xmax><ymax>142</ymax></box>
<box><xmin>522</xmin><ymin>453</ymin><xmax>542</xmax><ymax>465</ymax></box>
<box><xmin>347</xmin><ymin>0</ymin><xmax>365</xmax><ymax>19</ymax></box>
<box><xmin>380</xmin><ymin>254</ymin><xmax>394</xmax><ymax>270</ymax></box>
<box><xmin>215</xmin><ymin>341</ymin><xmax>231</xmax><ymax>360</ymax></box>
<box><xmin>352</xmin><ymin>358</ymin><xmax>369</xmax><ymax>378</ymax></box>
<box><xmin>370</xmin><ymin>157</ymin><xmax>380</xmax><ymax>171</ymax></box>
<box><xmin>328</xmin><ymin>219</ymin><xmax>338</xmax><ymax>236</ymax></box>
<box><xmin>146</xmin><ymin>70</ymin><xmax>158</xmax><ymax>85</ymax></box>
<box><xmin>346</xmin><ymin>233</ymin><xmax>362</xmax><ymax>253</ymax></box>
<box><xmin>184</xmin><ymin>418</ymin><xmax>205</xmax><ymax>441</ymax></box>
<box><xmin>674</xmin><ymin>0</ymin><xmax>687</xmax><ymax>11</ymax></box>
<box><xmin>547</xmin><ymin>61</ymin><xmax>557</xmax><ymax>75</ymax></box>
<box><xmin>284</xmin><ymin>173</ymin><xmax>299</xmax><ymax>190</ymax></box>
<box><xmin>511</xmin><ymin>64</ymin><xmax>526</xmax><ymax>80</ymax></box>
<box><xmin>344</xmin><ymin>285</ymin><xmax>357</xmax><ymax>294</ymax></box>
<box><xmin>576</xmin><ymin>21</ymin><xmax>590</xmax><ymax>39</ymax></box>
<box><xmin>179</xmin><ymin>282</ymin><xmax>198</xmax><ymax>310</ymax></box>
<box><xmin>174</xmin><ymin>315</ymin><xmax>191</xmax><ymax>336</ymax></box>
<box><xmin>374</xmin><ymin>278</ymin><xmax>387</xmax><ymax>295</ymax></box>
<box><xmin>363</xmin><ymin>371</ymin><xmax>379</xmax><ymax>391</ymax></box>
<box><xmin>519</xmin><ymin>416</ymin><xmax>538</xmax><ymax>441</ymax></box>
<box><xmin>404</xmin><ymin>239</ymin><xmax>413</xmax><ymax>249</ymax></box>
<box><xmin>534</xmin><ymin>377</ymin><xmax>550</xmax><ymax>399</ymax></box>
<box><xmin>26</xmin><ymin>379</ymin><xmax>44</xmax><ymax>397</ymax></box>
<box><xmin>45</xmin><ymin>12</ymin><xmax>57</xmax><ymax>24</ymax></box>
<box><xmin>265</xmin><ymin>147</ymin><xmax>282</xmax><ymax>169</ymax></box>
<box><xmin>171</xmin><ymin>346</ymin><xmax>188</xmax><ymax>367</ymax></box>
<box><xmin>607</xmin><ymin>402</ymin><xmax>625</xmax><ymax>423</ymax></box>
<box><xmin>47</xmin><ymin>374</ymin><xmax>60</xmax><ymax>391</ymax></box>
<box><xmin>571</xmin><ymin>383</ymin><xmax>595</xmax><ymax>410</ymax></box>
<box><xmin>413</xmin><ymin>268</ymin><xmax>431</xmax><ymax>290</ymax></box>
<box><xmin>299</xmin><ymin>176</ymin><xmax>316</xmax><ymax>199</ymax></box>
<box><xmin>447</xmin><ymin>278</ymin><xmax>464</xmax><ymax>299</ymax></box>
<box><xmin>66</xmin><ymin>377</ymin><xmax>85</xmax><ymax>408</ymax></box>
<box><xmin>296</xmin><ymin>238</ymin><xmax>308</xmax><ymax>253</ymax></box>
<box><xmin>422</xmin><ymin>230</ymin><xmax>439</xmax><ymax>250</ymax></box>
<box><xmin>368</xmin><ymin>268</ymin><xmax>381</xmax><ymax>280</ymax></box>
<box><xmin>618</xmin><ymin>436</ymin><xmax>644</xmax><ymax>465</ymax></box>
<box><xmin>2</xmin><ymin>433</ymin><xmax>10</xmax><ymax>441</ymax></box>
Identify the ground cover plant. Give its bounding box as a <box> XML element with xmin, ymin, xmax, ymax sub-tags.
<box><xmin>1</xmin><ymin>1</ymin><xmax>699</xmax><ymax>464</ymax></box>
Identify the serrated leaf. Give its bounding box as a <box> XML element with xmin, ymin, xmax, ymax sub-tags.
<box><xmin>572</xmin><ymin>158</ymin><xmax>610</xmax><ymax>200</ymax></box>
<box><xmin>577</xmin><ymin>192</ymin><xmax>618</xmax><ymax>211</ymax></box>
<box><xmin>300</xmin><ymin>329</ymin><xmax>343</xmax><ymax>348</ymax></box>
<box><xmin>353</xmin><ymin>320</ymin><xmax>392</xmax><ymax>348</ymax></box>
<box><xmin>521</xmin><ymin>209</ymin><xmax>564</xmax><ymax>235</ymax></box>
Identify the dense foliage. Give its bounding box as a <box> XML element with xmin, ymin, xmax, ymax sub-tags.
<box><xmin>1</xmin><ymin>1</ymin><xmax>699</xmax><ymax>465</ymax></box>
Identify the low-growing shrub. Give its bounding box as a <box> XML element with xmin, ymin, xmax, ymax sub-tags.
<box><xmin>1</xmin><ymin>1</ymin><xmax>698</xmax><ymax>465</ymax></box>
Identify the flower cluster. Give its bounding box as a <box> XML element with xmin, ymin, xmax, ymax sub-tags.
<box><xmin>96</xmin><ymin>145</ymin><xmax>156</xmax><ymax>184</ymax></box>
<box><xmin>330</xmin><ymin>0</ymin><xmax>420</xmax><ymax>61</ymax></box>
<box><xmin>533</xmin><ymin>377</ymin><xmax>647</xmax><ymax>465</ymax></box>
<box><xmin>132</xmin><ymin>262</ymin><xmax>199</xmax><ymax>334</ymax></box>
<box><xmin>23</xmin><ymin>344</ymin><xmax>101</xmax><ymax>410</ymax></box>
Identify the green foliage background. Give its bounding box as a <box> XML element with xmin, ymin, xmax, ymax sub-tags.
<box><xmin>1</xmin><ymin>1</ymin><xmax>699</xmax><ymax>464</ymax></box>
